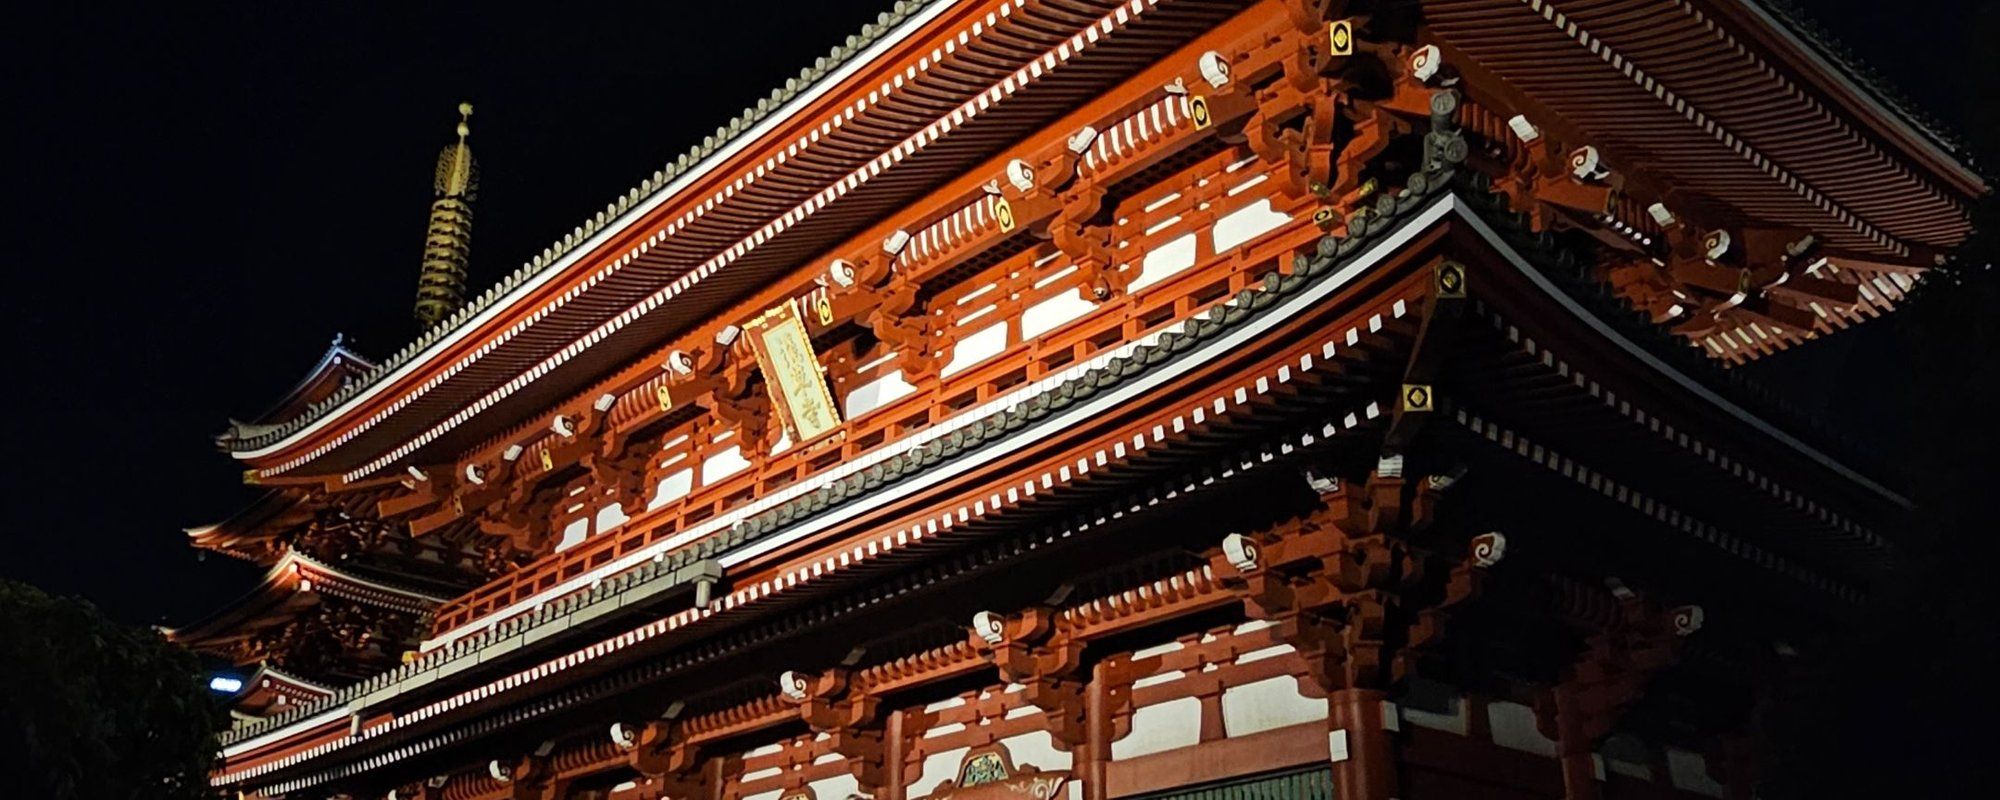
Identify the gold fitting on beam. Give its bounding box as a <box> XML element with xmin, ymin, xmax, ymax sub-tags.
<box><xmin>1434</xmin><ymin>260</ymin><xmax>1467</xmax><ymax>298</ymax></box>
<box><xmin>1402</xmin><ymin>384</ymin><xmax>1435</xmax><ymax>413</ymax></box>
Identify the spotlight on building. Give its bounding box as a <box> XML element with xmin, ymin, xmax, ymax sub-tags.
<box><xmin>208</xmin><ymin>675</ymin><xmax>245</xmax><ymax>694</ymax></box>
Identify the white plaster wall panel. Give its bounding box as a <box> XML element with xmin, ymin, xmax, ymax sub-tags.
<box><xmin>1130</xmin><ymin>641</ymin><xmax>1186</xmax><ymax>660</ymax></box>
<box><xmin>593</xmin><ymin>503</ymin><xmax>628</xmax><ymax>533</ymax></box>
<box><xmin>1211</xmin><ymin>199</ymin><xmax>1290</xmax><ymax>253</ymax></box>
<box><xmin>1111</xmin><ymin>697</ymin><xmax>1202</xmax><ymax>760</ymax></box>
<box><xmin>1130</xmin><ymin>232</ymin><xmax>1198</xmax><ymax>291</ymax></box>
<box><xmin>1020</xmin><ymin>291</ymin><xmax>1097</xmax><ymax>340</ymax></box>
<box><xmin>646</xmin><ymin>467</ymin><xmax>693</xmax><ymax>510</ymax></box>
<box><xmin>1667</xmin><ymin>749</ymin><xmax>1726</xmax><ymax>797</ymax></box>
<box><xmin>925</xmin><ymin>722</ymin><xmax>968</xmax><ymax>739</ymax></box>
<box><xmin>908</xmin><ymin>745</ymin><xmax>972</xmax><ymax>797</ymax></box>
<box><xmin>699</xmin><ymin>444</ymin><xmax>749</xmax><ymax>485</ymax></box>
<box><xmin>941</xmin><ymin>323</ymin><xmax>1008</xmax><ymax>378</ymax></box>
<box><xmin>1131</xmin><ymin>670</ymin><xmax>1186</xmax><ymax>690</ymax></box>
<box><xmin>1487</xmin><ymin>701</ymin><xmax>1558</xmax><ymax>757</ymax></box>
<box><xmin>1607</xmin><ymin>758</ymin><xmax>1652</xmax><ymax>780</ymax></box>
<box><xmin>810</xmin><ymin>773</ymin><xmax>861</xmax><ymax>799</ymax></box>
<box><xmin>1220</xmin><ymin>674</ymin><xmax>1325</xmax><ymax>737</ymax></box>
<box><xmin>845</xmin><ymin>369</ymin><xmax>917</xmax><ymax>418</ymax></box>
<box><xmin>1233</xmin><ymin>643</ymin><xmax>1294</xmax><ymax>665</ymax></box>
<box><xmin>553</xmin><ymin>517</ymin><xmax>590</xmax><ymax>553</ymax></box>
<box><xmin>999</xmin><ymin>730</ymin><xmax>1074</xmax><ymax>772</ymax></box>
<box><xmin>1400</xmin><ymin>696</ymin><xmax>1469</xmax><ymax>735</ymax></box>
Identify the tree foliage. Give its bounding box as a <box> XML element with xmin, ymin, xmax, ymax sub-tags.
<box><xmin>0</xmin><ymin>579</ymin><xmax>221</xmax><ymax>800</ymax></box>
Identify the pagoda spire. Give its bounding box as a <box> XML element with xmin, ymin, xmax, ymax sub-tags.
<box><xmin>413</xmin><ymin>101</ymin><xmax>479</xmax><ymax>328</ymax></box>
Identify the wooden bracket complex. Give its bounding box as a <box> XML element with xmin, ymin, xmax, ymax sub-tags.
<box><xmin>968</xmin><ymin>605</ymin><xmax>1090</xmax><ymax>751</ymax></box>
<box><xmin>619</xmin><ymin>714</ymin><xmax>707</xmax><ymax>800</ymax></box>
<box><xmin>1210</xmin><ymin>468</ymin><xmax>1504</xmax><ymax>800</ymax></box>
<box><xmin>780</xmin><ymin>668</ymin><xmax>888</xmax><ymax>792</ymax></box>
<box><xmin>1534</xmin><ymin>589</ymin><xmax>1705</xmax><ymax>800</ymax></box>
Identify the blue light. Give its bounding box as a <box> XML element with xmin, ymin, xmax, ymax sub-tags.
<box><xmin>209</xmin><ymin>675</ymin><xmax>244</xmax><ymax>693</ymax></box>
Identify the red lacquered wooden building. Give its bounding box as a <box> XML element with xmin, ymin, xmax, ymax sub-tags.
<box><xmin>180</xmin><ymin>2</ymin><xmax>1982</xmax><ymax>798</ymax></box>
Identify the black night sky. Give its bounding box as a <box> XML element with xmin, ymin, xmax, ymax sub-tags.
<box><xmin>0</xmin><ymin>0</ymin><xmax>1988</xmax><ymax>633</ymax></box>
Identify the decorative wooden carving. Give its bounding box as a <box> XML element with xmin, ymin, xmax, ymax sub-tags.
<box><xmin>623</xmin><ymin>718</ymin><xmax>706</xmax><ymax>800</ymax></box>
<box><xmin>1212</xmin><ymin>467</ymin><xmax>1503</xmax><ymax>800</ymax></box>
<box><xmin>967</xmin><ymin>605</ymin><xmax>1089</xmax><ymax>750</ymax></box>
<box><xmin>1534</xmin><ymin>591</ymin><xmax>1705</xmax><ymax>800</ymax></box>
<box><xmin>780</xmin><ymin>669</ymin><xmax>887</xmax><ymax>792</ymax></box>
<box><xmin>914</xmin><ymin>743</ymin><xmax>1070</xmax><ymax>800</ymax></box>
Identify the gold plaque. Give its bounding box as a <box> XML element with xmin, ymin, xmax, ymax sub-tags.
<box><xmin>539</xmin><ymin>448</ymin><xmax>554</xmax><ymax>472</ymax></box>
<box><xmin>1329</xmin><ymin>20</ymin><xmax>1355</xmax><ymax>56</ymax></box>
<box><xmin>745</xmin><ymin>298</ymin><xmax>844</xmax><ymax>443</ymax></box>
<box><xmin>992</xmin><ymin>196</ymin><xmax>1016</xmax><ymax>232</ymax></box>
<box><xmin>1189</xmin><ymin>95</ymin><xmax>1212</xmax><ymax>129</ymax></box>
<box><xmin>655</xmin><ymin>384</ymin><xmax>674</xmax><ymax>413</ymax></box>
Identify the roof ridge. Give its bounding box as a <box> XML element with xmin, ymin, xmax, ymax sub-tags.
<box><xmin>229</xmin><ymin>0</ymin><xmax>944</xmax><ymax>454</ymax></box>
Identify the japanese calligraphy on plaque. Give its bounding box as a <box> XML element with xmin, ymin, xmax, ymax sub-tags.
<box><xmin>744</xmin><ymin>297</ymin><xmax>843</xmax><ymax>443</ymax></box>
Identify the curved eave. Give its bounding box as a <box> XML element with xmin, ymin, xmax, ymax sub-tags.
<box><xmin>1428</xmin><ymin>0</ymin><xmax>1980</xmax><ymax>260</ymax></box>
<box><xmin>217</xmin><ymin>337</ymin><xmax>375</xmax><ymax>446</ymax></box>
<box><xmin>186</xmin><ymin>491</ymin><xmax>310</xmax><ymax>563</ymax></box>
<box><xmin>224</xmin><ymin>662</ymin><xmax>339</xmax><ymax>717</ymax></box>
<box><xmin>1719</xmin><ymin>0</ymin><xmax>1986</xmax><ymax>198</ymax></box>
<box><xmin>171</xmin><ymin>550</ymin><xmax>449</xmax><ymax>652</ymax></box>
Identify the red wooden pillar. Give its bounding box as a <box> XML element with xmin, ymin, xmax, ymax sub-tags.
<box><xmin>1328</xmin><ymin>688</ymin><xmax>1399</xmax><ymax>800</ymax></box>
<box><xmin>1544</xmin><ymin>684</ymin><xmax>1600</xmax><ymax>800</ymax></box>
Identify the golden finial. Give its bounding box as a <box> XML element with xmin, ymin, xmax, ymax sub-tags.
<box><xmin>415</xmin><ymin>101</ymin><xmax>480</xmax><ymax>328</ymax></box>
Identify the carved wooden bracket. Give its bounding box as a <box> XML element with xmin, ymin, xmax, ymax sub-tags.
<box><xmin>968</xmin><ymin>606</ymin><xmax>1089</xmax><ymax>750</ymax></box>
<box><xmin>780</xmin><ymin>669</ymin><xmax>887</xmax><ymax>792</ymax></box>
<box><xmin>1211</xmin><ymin>470</ymin><xmax>1502</xmax><ymax>693</ymax></box>
<box><xmin>623</xmin><ymin>718</ymin><xmax>705</xmax><ymax>800</ymax></box>
<box><xmin>1534</xmin><ymin>591</ymin><xmax>1704</xmax><ymax>799</ymax></box>
<box><xmin>860</xmin><ymin>274</ymin><xmax>949</xmax><ymax>384</ymax></box>
<box><xmin>1049</xmin><ymin>182</ymin><xmax>1127</xmax><ymax>301</ymax></box>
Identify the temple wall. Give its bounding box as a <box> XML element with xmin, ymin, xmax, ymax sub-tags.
<box><xmin>594</xmin><ymin>618</ymin><xmax>1731</xmax><ymax>800</ymax></box>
